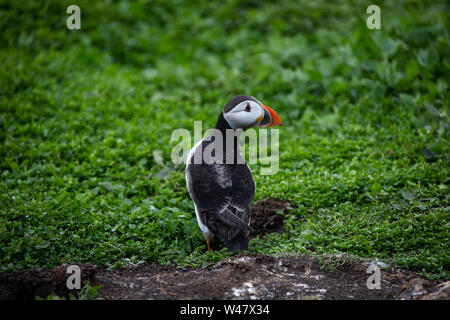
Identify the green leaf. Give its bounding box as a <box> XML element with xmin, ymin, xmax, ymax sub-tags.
<box><xmin>424</xmin><ymin>102</ymin><xmax>440</xmax><ymax>117</ymax></box>
<box><xmin>401</xmin><ymin>190</ymin><xmax>416</xmax><ymax>201</ymax></box>
<box><xmin>422</xmin><ymin>147</ymin><xmax>439</xmax><ymax>162</ymax></box>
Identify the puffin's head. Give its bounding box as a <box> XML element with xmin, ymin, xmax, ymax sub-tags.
<box><xmin>222</xmin><ymin>95</ymin><xmax>282</xmax><ymax>130</ymax></box>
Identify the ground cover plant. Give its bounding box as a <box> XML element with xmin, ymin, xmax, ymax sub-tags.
<box><xmin>0</xmin><ymin>0</ymin><xmax>448</xmax><ymax>280</ymax></box>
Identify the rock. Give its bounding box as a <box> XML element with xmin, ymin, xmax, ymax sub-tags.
<box><xmin>399</xmin><ymin>278</ymin><xmax>431</xmax><ymax>300</ymax></box>
<box><xmin>421</xmin><ymin>281</ymin><xmax>450</xmax><ymax>300</ymax></box>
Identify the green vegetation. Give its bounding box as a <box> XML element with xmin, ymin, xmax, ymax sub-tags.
<box><xmin>0</xmin><ymin>0</ymin><xmax>448</xmax><ymax>279</ymax></box>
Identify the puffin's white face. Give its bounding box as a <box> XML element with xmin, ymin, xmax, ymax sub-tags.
<box><xmin>222</xmin><ymin>98</ymin><xmax>282</xmax><ymax>130</ymax></box>
<box><xmin>223</xmin><ymin>100</ymin><xmax>263</xmax><ymax>129</ymax></box>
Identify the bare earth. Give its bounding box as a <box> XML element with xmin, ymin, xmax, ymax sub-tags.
<box><xmin>0</xmin><ymin>254</ymin><xmax>448</xmax><ymax>300</ymax></box>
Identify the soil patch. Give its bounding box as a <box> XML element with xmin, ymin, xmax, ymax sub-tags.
<box><xmin>0</xmin><ymin>263</ymin><xmax>96</xmax><ymax>300</ymax></box>
<box><xmin>250</xmin><ymin>198</ymin><xmax>291</xmax><ymax>238</ymax></box>
<box><xmin>1</xmin><ymin>254</ymin><xmax>447</xmax><ymax>300</ymax></box>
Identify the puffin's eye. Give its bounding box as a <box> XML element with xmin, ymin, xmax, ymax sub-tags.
<box><xmin>245</xmin><ymin>103</ymin><xmax>251</xmax><ymax>112</ymax></box>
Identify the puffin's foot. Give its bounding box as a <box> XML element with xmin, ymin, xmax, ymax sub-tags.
<box><xmin>206</xmin><ymin>237</ymin><xmax>212</xmax><ymax>252</ymax></box>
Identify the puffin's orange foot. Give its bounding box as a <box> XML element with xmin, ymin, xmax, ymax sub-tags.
<box><xmin>206</xmin><ymin>238</ymin><xmax>212</xmax><ymax>252</ymax></box>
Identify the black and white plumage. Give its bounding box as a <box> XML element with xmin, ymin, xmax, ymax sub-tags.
<box><xmin>186</xmin><ymin>95</ymin><xmax>282</xmax><ymax>252</ymax></box>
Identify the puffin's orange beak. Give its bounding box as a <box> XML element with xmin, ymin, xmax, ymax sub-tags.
<box><xmin>259</xmin><ymin>104</ymin><xmax>282</xmax><ymax>127</ymax></box>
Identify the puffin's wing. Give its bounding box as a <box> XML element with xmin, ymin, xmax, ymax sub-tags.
<box><xmin>230</xmin><ymin>163</ymin><xmax>255</xmax><ymax>210</ymax></box>
<box><xmin>186</xmin><ymin>162</ymin><xmax>231</xmax><ymax>213</ymax></box>
<box><xmin>212</xmin><ymin>206</ymin><xmax>251</xmax><ymax>236</ymax></box>
<box><xmin>186</xmin><ymin>163</ymin><xmax>251</xmax><ymax>233</ymax></box>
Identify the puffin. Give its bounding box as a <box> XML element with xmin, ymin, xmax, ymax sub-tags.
<box><xmin>185</xmin><ymin>95</ymin><xmax>282</xmax><ymax>252</ymax></box>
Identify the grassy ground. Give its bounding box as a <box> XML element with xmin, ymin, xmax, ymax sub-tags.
<box><xmin>0</xmin><ymin>0</ymin><xmax>448</xmax><ymax>279</ymax></box>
